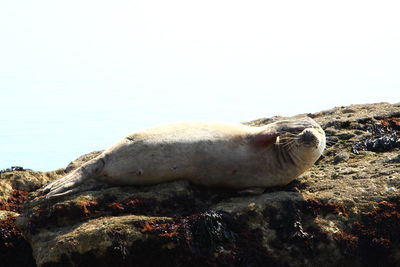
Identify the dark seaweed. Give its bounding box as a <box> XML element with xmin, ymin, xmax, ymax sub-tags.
<box><xmin>352</xmin><ymin>118</ymin><xmax>400</xmax><ymax>153</ymax></box>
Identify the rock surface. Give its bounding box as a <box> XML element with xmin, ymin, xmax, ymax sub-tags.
<box><xmin>1</xmin><ymin>102</ymin><xmax>400</xmax><ymax>266</ymax></box>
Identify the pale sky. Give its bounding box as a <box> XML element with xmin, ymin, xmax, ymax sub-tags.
<box><xmin>1</xmin><ymin>0</ymin><xmax>399</xmax><ymax>171</ymax></box>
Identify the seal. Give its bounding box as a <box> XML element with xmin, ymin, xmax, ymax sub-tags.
<box><xmin>43</xmin><ymin>117</ymin><xmax>325</xmax><ymax>198</ymax></box>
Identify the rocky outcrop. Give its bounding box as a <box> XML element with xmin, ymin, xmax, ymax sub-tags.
<box><xmin>1</xmin><ymin>102</ymin><xmax>400</xmax><ymax>266</ymax></box>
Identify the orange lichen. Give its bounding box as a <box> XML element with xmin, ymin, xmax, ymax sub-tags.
<box><xmin>302</xmin><ymin>198</ymin><xmax>346</xmax><ymax>218</ymax></box>
<box><xmin>0</xmin><ymin>190</ymin><xmax>29</xmax><ymax>213</ymax></box>
<box><xmin>140</xmin><ymin>220</ymin><xmax>179</xmax><ymax>238</ymax></box>
<box><xmin>28</xmin><ymin>195</ymin><xmax>157</xmax><ymax>234</ymax></box>
<box><xmin>334</xmin><ymin>199</ymin><xmax>400</xmax><ymax>266</ymax></box>
<box><xmin>80</xmin><ymin>200</ymin><xmax>99</xmax><ymax>217</ymax></box>
<box><xmin>380</xmin><ymin>117</ymin><xmax>400</xmax><ymax>130</ymax></box>
<box><xmin>333</xmin><ymin>232</ymin><xmax>359</xmax><ymax>255</ymax></box>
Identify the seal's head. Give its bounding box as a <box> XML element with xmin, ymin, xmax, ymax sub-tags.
<box><xmin>296</xmin><ymin>127</ymin><xmax>326</xmax><ymax>160</ymax></box>
<box><xmin>273</xmin><ymin>117</ymin><xmax>326</xmax><ymax>168</ymax></box>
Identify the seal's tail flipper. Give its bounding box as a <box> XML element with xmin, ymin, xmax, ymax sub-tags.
<box><xmin>43</xmin><ymin>172</ymin><xmax>86</xmax><ymax>199</ymax></box>
<box><xmin>43</xmin><ymin>157</ymin><xmax>105</xmax><ymax>199</ymax></box>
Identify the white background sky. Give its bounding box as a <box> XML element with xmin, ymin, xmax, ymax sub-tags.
<box><xmin>1</xmin><ymin>0</ymin><xmax>399</xmax><ymax>171</ymax></box>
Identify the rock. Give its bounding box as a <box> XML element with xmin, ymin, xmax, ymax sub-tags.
<box><xmin>333</xmin><ymin>151</ymin><xmax>350</xmax><ymax>164</ymax></box>
<box><xmin>2</xmin><ymin>102</ymin><xmax>400</xmax><ymax>266</ymax></box>
<box><xmin>336</xmin><ymin>133</ymin><xmax>355</xmax><ymax>140</ymax></box>
<box><xmin>385</xmin><ymin>154</ymin><xmax>400</xmax><ymax>163</ymax></box>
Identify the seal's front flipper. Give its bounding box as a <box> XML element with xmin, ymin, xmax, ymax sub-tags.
<box><xmin>252</xmin><ymin>131</ymin><xmax>279</xmax><ymax>148</ymax></box>
<box><xmin>238</xmin><ymin>187</ymin><xmax>265</xmax><ymax>195</ymax></box>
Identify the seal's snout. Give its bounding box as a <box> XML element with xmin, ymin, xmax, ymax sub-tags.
<box><xmin>300</xmin><ymin>129</ymin><xmax>318</xmax><ymax>146</ymax></box>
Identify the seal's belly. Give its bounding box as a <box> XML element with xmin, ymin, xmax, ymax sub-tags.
<box><xmin>98</xmin><ymin>122</ymin><xmax>303</xmax><ymax>189</ymax></box>
<box><xmin>102</xmin><ymin>136</ymin><xmax>243</xmax><ymax>185</ymax></box>
<box><xmin>102</xmin><ymin>138</ymin><xmax>286</xmax><ymax>188</ymax></box>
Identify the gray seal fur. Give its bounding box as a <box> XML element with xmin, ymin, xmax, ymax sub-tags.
<box><xmin>43</xmin><ymin>117</ymin><xmax>325</xmax><ymax>198</ymax></box>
